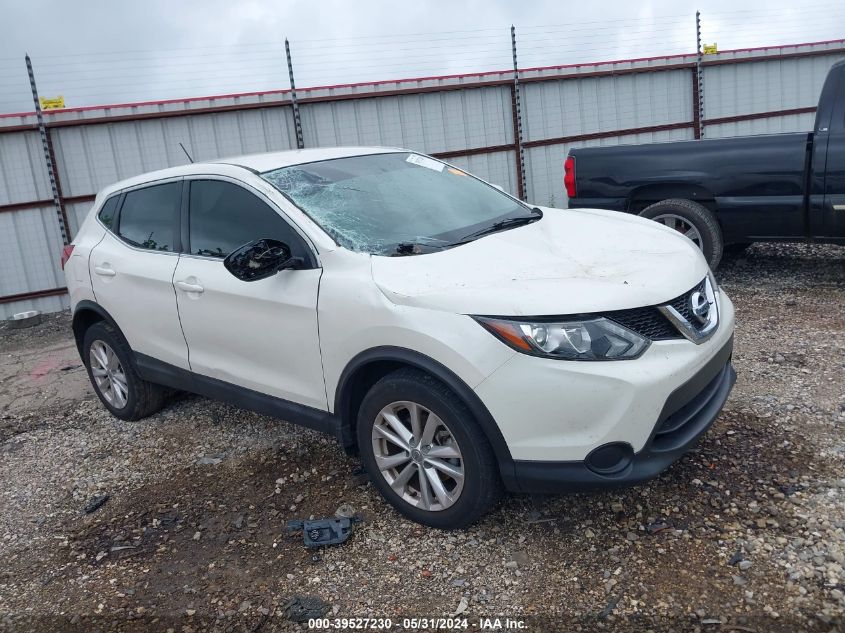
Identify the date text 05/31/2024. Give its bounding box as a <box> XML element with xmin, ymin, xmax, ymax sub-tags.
<box><xmin>308</xmin><ymin>617</ymin><xmax>528</xmax><ymax>630</ymax></box>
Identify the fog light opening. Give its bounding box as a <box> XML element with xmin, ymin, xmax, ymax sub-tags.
<box><xmin>586</xmin><ymin>442</ymin><xmax>634</xmax><ymax>476</ymax></box>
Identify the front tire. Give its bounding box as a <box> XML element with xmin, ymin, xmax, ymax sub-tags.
<box><xmin>356</xmin><ymin>368</ymin><xmax>501</xmax><ymax>529</ymax></box>
<box><xmin>82</xmin><ymin>321</ymin><xmax>167</xmax><ymax>421</ymax></box>
<box><xmin>639</xmin><ymin>198</ymin><xmax>723</xmax><ymax>269</ymax></box>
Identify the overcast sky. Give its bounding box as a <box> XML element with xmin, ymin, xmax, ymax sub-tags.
<box><xmin>0</xmin><ymin>0</ymin><xmax>842</xmax><ymax>113</ymax></box>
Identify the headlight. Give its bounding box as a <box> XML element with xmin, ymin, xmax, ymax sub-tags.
<box><xmin>474</xmin><ymin>316</ymin><xmax>650</xmax><ymax>360</ymax></box>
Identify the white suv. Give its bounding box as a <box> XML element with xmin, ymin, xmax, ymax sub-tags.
<box><xmin>63</xmin><ymin>147</ymin><xmax>735</xmax><ymax>528</ymax></box>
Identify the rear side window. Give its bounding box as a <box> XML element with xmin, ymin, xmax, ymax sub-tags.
<box><xmin>188</xmin><ymin>180</ymin><xmax>309</xmax><ymax>259</ymax></box>
<box><xmin>117</xmin><ymin>182</ymin><xmax>181</xmax><ymax>252</ymax></box>
<box><xmin>97</xmin><ymin>196</ymin><xmax>119</xmax><ymax>228</ymax></box>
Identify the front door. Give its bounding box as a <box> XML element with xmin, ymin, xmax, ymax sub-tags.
<box><xmin>173</xmin><ymin>177</ymin><xmax>327</xmax><ymax>410</ymax></box>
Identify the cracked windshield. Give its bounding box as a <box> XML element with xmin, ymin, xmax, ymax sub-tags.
<box><xmin>261</xmin><ymin>152</ymin><xmax>533</xmax><ymax>255</ymax></box>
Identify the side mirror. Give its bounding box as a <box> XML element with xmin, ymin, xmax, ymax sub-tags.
<box><xmin>224</xmin><ymin>238</ymin><xmax>301</xmax><ymax>282</ymax></box>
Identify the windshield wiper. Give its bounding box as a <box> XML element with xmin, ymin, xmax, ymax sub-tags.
<box><xmin>391</xmin><ymin>241</ymin><xmax>448</xmax><ymax>256</ymax></box>
<box><xmin>390</xmin><ymin>208</ymin><xmax>543</xmax><ymax>255</ymax></box>
<box><xmin>456</xmin><ymin>208</ymin><xmax>543</xmax><ymax>244</ymax></box>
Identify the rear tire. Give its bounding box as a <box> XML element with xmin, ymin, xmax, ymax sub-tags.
<box><xmin>356</xmin><ymin>368</ymin><xmax>501</xmax><ymax>529</ymax></box>
<box><xmin>639</xmin><ymin>198</ymin><xmax>723</xmax><ymax>269</ymax></box>
<box><xmin>82</xmin><ymin>321</ymin><xmax>167</xmax><ymax>421</ymax></box>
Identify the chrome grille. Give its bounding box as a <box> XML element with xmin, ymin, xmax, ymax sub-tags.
<box><xmin>665</xmin><ymin>278</ymin><xmax>707</xmax><ymax>324</ymax></box>
<box><xmin>605</xmin><ymin>306</ymin><xmax>681</xmax><ymax>341</ymax></box>
<box><xmin>657</xmin><ymin>276</ymin><xmax>719</xmax><ymax>344</ymax></box>
<box><xmin>603</xmin><ymin>278</ymin><xmax>714</xmax><ymax>343</ymax></box>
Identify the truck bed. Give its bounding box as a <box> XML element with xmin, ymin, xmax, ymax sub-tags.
<box><xmin>569</xmin><ymin>132</ymin><xmax>811</xmax><ymax>241</ymax></box>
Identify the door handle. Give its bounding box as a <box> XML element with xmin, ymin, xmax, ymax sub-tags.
<box><xmin>175</xmin><ymin>280</ymin><xmax>204</xmax><ymax>293</ymax></box>
<box><xmin>93</xmin><ymin>265</ymin><xmax>116</xmax><ymax>277</ymax></box>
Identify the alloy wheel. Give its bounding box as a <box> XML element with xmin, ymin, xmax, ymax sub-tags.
<box><xmin>652</xmin><ymin>213</ymin><xmax>703</xmax><ymax>249</ymax></box>
<box><xmin>371</xmin><ymin>400</ymin><xmax>464</xmax><ymax>511</ymax></box>
<box><xmin>89</xmin><ymin>340</ymin><xmax>128</xmax><ymax>409</ymax></box>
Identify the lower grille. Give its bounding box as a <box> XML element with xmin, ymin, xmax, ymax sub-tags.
<box><xmin>651</xmin><ymin>361</ymin><xmax>733</xmax><ymax>452</ymax></box>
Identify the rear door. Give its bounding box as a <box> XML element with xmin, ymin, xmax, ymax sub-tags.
<box><xmin>173</xmin><ymin>176</ymin><xmax>326</xmax><ymax>409</ymax></box>
<box><xmin>89</xmin><ymin>179</ymin><xmax>190</xmax><ymax>369</ymax></box>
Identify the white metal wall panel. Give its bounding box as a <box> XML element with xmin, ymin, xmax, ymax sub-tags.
<box><xmin>66</xmin><ymin>199</ymin><xmax>96</xmax><ymax>237</ymax></box>
<box><xmin>521</xmin><ymin>69</ymin><xmax>693</xmax><ymax>142</ymax></box>
<box><xmin>0</xmin><ymin>205</ymin><xmax>65</xmax><ymax>315</ymax></box>
<box><xmin>0</xmin><ymin>295</ymin><xmax>68</xmax><ymax>320</ymax></box>
<box><xmin>0</xmin><ymin>131</ymin><xmax>51</xmax><ymax>205</ymax></box>
<box><xmin>525</xmin><ymin>127</ymin><xmax>695</xmax><ymax>209</ymax></box>
<box><xmin>445</xmin><ymin>150</ymin><xmax>518</xmax><ymax>197</ymax></box>
<box><xmin>52</xmin><ymin>107</ymin><xmax>297</xmax><ymax>197</ymax></box>
<box><xmin>704</xmin><ymin>112</ymin><xmax>818</xmax><ymax>139</ymax></box>
<box><xmin>300</xmin><ymin>86</ymin><xmax>513</xmax><ymax>153</ymax></box>
<box><xmin>704</xmin><ymin>54</ymin><xmax>845</xmax><ymax>119</ymax></box>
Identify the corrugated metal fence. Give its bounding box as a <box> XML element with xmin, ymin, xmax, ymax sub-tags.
<box><xmin>1</xmin><ymin>39</ymin><xmax>844</xmax><ymax>318</ymax></box>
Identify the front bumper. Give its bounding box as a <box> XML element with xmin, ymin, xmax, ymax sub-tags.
<box><xmin>509</xmin><ymin>336</ymin><xmax>735</xmax><ymax>493</ymax></box>
<box><xmin>472</xmin><ymin>288</ymin><xmax>736</xmax><ymax>493</ymax></box>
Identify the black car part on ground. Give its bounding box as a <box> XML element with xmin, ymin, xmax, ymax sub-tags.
<box><xmin>286</xmin><ymin>516</ymin><xmax>362</xmax><ymax>547</ymax></box>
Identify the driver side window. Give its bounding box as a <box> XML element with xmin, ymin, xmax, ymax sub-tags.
<box><xmin>187</xmin><ymin>179</ymin><xmax>310</xmax><ymax>261</ymax></box>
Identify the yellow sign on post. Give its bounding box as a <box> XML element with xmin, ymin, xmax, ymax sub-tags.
<box><xmin>39</xmin><ymin>96</ymin><xmax>65</xmax><ymax>110</ymax></box>
<box><xmin>703</xmin><ymin>43</ymin><xmax>718</xmax><ymax>55</ymax></box>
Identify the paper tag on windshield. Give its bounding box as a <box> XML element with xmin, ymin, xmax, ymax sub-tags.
<box><xmin>406</xmin><ymin>153</ymin><xmax>444</xmax><ymax>172</ymax></box>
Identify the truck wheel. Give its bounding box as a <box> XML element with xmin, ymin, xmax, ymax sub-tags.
<box><xmin>356</xmin><ymin>368</ymin><xmax>501</xmax><ymax>529</ymax></box>
<box><xmin>639</xmin><ymin>199</ymin><xmax>723</xmax><ymax>269</ymax></box>
<box><xmin>82</xmin><ymin>321</ymin><xmax>167</xmax><ymax>421</ymax></box>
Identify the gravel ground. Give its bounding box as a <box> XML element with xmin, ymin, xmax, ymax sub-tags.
<box><xmin>0</xmin><ymin>242</ymin><xmax>843</xmax><ymax>632</ymax></box>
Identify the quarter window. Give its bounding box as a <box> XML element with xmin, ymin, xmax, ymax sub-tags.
<box><xmin>97</xmin><ymin>195</ymin><xmax>120</xmax><ymax>229</ymax></box>
<box><xmin>188</xmin><ymin>180</ymin><xmax>308</xmax><ymax>260</ymax></box>
<box><xmin>117</xmin><ymin>182</ymin><xmax>180</xmax><ymax>252</ymax></box>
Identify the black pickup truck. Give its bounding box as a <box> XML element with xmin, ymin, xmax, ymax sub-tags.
<box><xmin>566</xmin><ymin>59</ymin><xmax>845</xmax><ymax>268</ymax></box>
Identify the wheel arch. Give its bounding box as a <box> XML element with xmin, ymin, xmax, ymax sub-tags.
<box><xmin>627</xmin><ymin>183</ymin><xmax>717</xmax><ymax>214</ymax></box>
<box><xmin>72</xmin><ymin>300</ymin><xmax>123</xmax><ymax>358</ymax></box>
<box><xmin>334</xmin><ymin>346</ymin><xmax>517</xmax><ymax>489</ymax></box>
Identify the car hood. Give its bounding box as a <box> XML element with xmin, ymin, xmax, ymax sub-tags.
<box><xmin>370</xmin><ymin>207</ymin><xmax>709</xmax><ymax>315</ymax></box>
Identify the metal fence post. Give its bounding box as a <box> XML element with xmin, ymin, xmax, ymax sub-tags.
<box><xmin>25</xmin><ymin>54</ymin><xmax>70</xmax><ymax>245</ymax></box>
<box><xmin>695</xmin><ymin>11</ymin><xmax>705</xmax><ymax>139</ymax></box>
<box><xmin>285</xmin><ymin>39</ymin><xmax>305</xmax><ymax>150</ymax></box>
<box><xmin>510</xmin><ymin>25</ymin><xmax>528</xmax><ymax>201</ymax></box>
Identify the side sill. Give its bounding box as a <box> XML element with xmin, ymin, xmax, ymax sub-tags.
<box><xmin>134</xmin><ymin>353</ymin><xmax>342</xmax><ymax>439</ymax></box>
